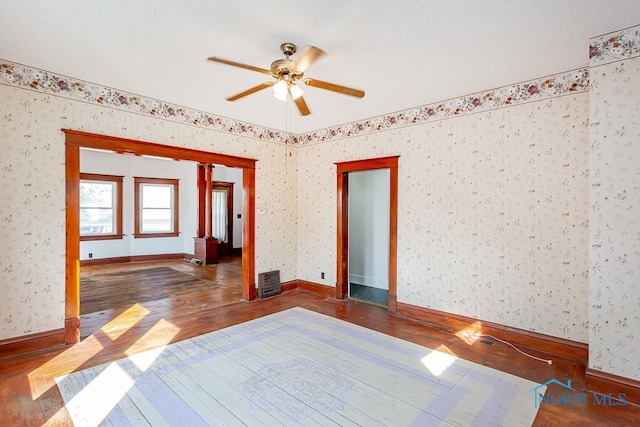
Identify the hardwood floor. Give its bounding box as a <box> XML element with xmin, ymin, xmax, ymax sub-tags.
<box><xmin>79</xmin><ymin>255</ymin><xmax>244</xmax><ymax>339</ymax></box>
<box><xmin>1</xmin><ymin>257</ymin><xmax>638</xmax><ymax>426</ymax></box>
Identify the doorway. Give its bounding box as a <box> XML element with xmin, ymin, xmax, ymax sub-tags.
<box><xmin>212</xmin><ymin>181</ymin><xmax>234</xmax><ymax>256</ymax></box>
<box><xmin>64</xmin><ymin>130</ymin><xmax>257</xmax><ymax>343</ymax></box>
<box><xmin>336</xmin><ymin>156</ymin><xmax>399</xmax><ymax>313</ymax></box>
<box><xmin>348</xmin><ymin>169</ymin><xmax>390</xmax><ymax>306</ymax></box>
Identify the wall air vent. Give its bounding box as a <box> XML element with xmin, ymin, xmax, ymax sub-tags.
<box><xmin>258</xmin><ymin>270</ymin><xmax>281</xmax><ymax>298</ymax></box>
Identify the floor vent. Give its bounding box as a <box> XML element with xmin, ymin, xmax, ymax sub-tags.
<box><xmin>258</xmin><ymin>270</ymin><xmax>281</xmax><ymax>298</ymax></box>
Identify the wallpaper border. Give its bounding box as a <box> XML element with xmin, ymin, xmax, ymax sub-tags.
<box><xmin>1</xmin><ymin>58</ymin><xmax>587</xmax><ymax>145</ymax></box>
<box><xmin>0</xmin><ymin>60</ymin><xmax>290</xmax><ymax>145</ymax></box>
<box><xmin>589</xmin><ymin>24</ymin><xmax>640</xmax><ymax>67</ymax></box>
<box><xmin>296</xmin><ymin>68</ymin><xmax>589</xmax><ymax>145</ymax></box>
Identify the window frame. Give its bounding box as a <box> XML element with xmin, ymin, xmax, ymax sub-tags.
<box><xmin>134</xmin><ymin>177</ymin><xmax>180</xmax><ymax>238</ymax></box>
<box><xmin>79</xmin><ymin>173</ymin><xmax>124</xmax><ymax>241</ymax></box>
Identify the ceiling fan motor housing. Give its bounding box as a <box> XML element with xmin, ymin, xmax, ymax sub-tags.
<box><xmin>270</xmin><ymin>59</ymin><xmax>302</xmax><ymax>81</ymax></box>
<box><xmin>280</xmin><ymin>42</ymin><xmax>297</xmax><ymax>57</ymax></box>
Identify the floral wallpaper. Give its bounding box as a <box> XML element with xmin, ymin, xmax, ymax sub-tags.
<box><xmin>588</xmin><ymin>25</ymin><xmax>640</xmax><ymax>380</ymax></box>
<box><xmin>0</xmin><ymin>57</ymin><xmax>591</xmax><ymax>344</ymax></box>
<box><xmin>589</xmin><ymin>25</ymin><xmax>640</xmax><ymax>67</ymax></box>
<box><xmin>297</xmin><ymin>94</ymin><xmax>591</xmax><ymax>342</ymax></box>
<box><xmin>294</xmin><ymin>69</ymin><xmax>589</xmax><ymax>145</ymax></box>
<box><xmin>0</xmin><ymin>84</ymin><xmax>298</xmax><ymax>341</ymax></box>
<box><xmin>0</xmin><ymin>61</ymin><xmax>289</xmax><ymax>144</ymax></box>
<box><xmin>1</xmin><ymin>25</ymin><xmax>638</xmax><ymax>386</ymax></box>
<box><xmin>1</xmin><ymin>59</ymin><xmax>588</xmax><ymax>147</ymax></box>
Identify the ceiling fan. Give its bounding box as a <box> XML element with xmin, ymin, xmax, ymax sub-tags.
<box><xmin>208</xmin><ymin>43</ymin><xmax>365</xmax><ymax>116</ymax></box>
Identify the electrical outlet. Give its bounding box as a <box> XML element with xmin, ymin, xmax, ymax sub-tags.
<box><xmin>321</xmin><ymin>272</ymin><xmax>325</xmax><ymax>279</ymax></box>
<box><xmin>88</xmin><ymin>253</ymin><xmax>93</xmax><ymax>259</ymax></box>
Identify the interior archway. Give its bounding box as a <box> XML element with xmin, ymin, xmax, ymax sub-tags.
<box><xmin>63</xmin><ymin>129</ymin><xmax>257</xmax><ymax>343</ymax></box>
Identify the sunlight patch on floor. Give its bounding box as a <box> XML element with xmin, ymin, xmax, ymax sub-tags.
<box><xmin>101</xmin><ymin>303</ymin><xmax>151</xmax><ymax>341</ymax></box>
<box><xmin>455</xmin><ymin>321</ymin><xmax>483</xmax><ymax>345</ymax></box>
<box><xmin>57</xmin><ymin>362</ymin><xmax>134</xmax><ymax>426</ymax></box>
<box><xmin>125</xmin><ymin>318</ymin><xmax>180</xmax><ymax>369</ymax></box>
<box><xmin>28</xmin><ymin>334</ymin><xmax>105</xmax><ymax>399</ymax></box>
<box><xmin>421</xmin><ymin>344</ymin><xmax>457</xmax><ymax>376</ymax></box>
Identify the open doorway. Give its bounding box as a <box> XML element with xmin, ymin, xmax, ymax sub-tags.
<box><xmin>64</xmin><ymin>130</ymin><xmax>257</xmax><ymax>343</ymax></box>
<box><xmin>336</xmin><ymin>156</ymin><xmax>399</xmax><ymax>313</ymax></box>
<box><xmin>212</xmin><ymin>181</ymin><xmax>235</xmax><ymax>256</ymax></box>
<box><xmin>348</xmin><ymin>169</ymin><xmax>391</xmax><ymax>306</ymax></box>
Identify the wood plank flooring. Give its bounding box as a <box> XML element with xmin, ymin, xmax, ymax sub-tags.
<box><xmin>79</xmin><ymin>255</ymin><xmax>243</xmax><ymax>339</ymax></box>
<box><xmin>1</xmin><ymin>257</ymin><xmax>638</xmax><ymax>426</ymax></box>
<box><xmin>57</xmin><ymin>308</ymin><xmax>543</xmax><ymax>426</ymax></box>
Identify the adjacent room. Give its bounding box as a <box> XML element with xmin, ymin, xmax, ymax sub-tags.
<box><xmin>1</xmin><ymin>1</ymin><xmax>639</xmax><ymax>425</ymax></box>
<box><xmin>78</xmin><ymin>148</ymin><xmax>245</xmax><ymax>337</ymax></box>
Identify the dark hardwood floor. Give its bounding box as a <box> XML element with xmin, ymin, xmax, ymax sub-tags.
<box><xmin>1</xmin><ymin>256</ymin><xmax>638</xmax><ymax>426</ymax></box>
<box><xmin>79</xmin><ymin>254</ymin><xmax>244</xmax><ymax>339</ymax></box>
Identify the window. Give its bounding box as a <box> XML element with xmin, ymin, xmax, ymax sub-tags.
<box><xmin>79</xmin><ymin>173</ymin><xmax>123</xmax><ymax>240</ymax></box>
<box><xmin>134</xmin><ymin>177</ymin><xmax>179</xmax><ymax>238</ymax></box>
<box><xmin>212</xmin><ymin>189</ymin><xmax>228</xmax><ymax>243</ymax></box>
<box><xmin>211</xmin><ymin>181</ymin><xmax>234</xmax><ymax>256</ymax></box>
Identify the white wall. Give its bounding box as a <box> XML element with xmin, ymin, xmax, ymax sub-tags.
<box><xmin>80</xmin><ymin>149</ymin><xmax>198</xmax><ymax>260</ymax></box>
<box><xmin>348</xmin><ymin>169</ymin><xmax>390</xmax><ymax>290</ymax></box>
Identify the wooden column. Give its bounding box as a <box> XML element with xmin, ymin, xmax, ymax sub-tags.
<box><xmin>194</xmin><ymin>164</ymin><xmax>218</xmax><ymax>264</ymax></box>
<box><xmin>196</xmin><ymin>164</ymin><xmax>206</xmax><ymax>237</ymax></box>
<box><xmin>204</xmin><ymin>165</ymin><xmax>213</xmax><ymax>238</ymax></box>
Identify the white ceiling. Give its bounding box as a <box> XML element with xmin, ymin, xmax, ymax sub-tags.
<box><xmin>2</xmin><ymin>1</ymin><xmax>639</xmax><ymax>134</ymax></box>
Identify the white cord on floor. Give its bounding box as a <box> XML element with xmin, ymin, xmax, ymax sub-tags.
<box><xmin>475</xmin><ymin>333</ymin><xmax>553</xmax><ymax>365</ymax></box>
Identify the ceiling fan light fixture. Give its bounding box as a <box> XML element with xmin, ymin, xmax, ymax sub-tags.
<box><xmin>209</xmin><ymin>42</ymin><xmax>365</xmax><ymax>114</ymax></box>
<box><xmin>273</xmin><ymin>79</ymin><xmax>288</xmax><ymax>101</ymax></box>
<box><xmin>289</xmin><ymin>83</ymin><xmax>304</xmax><ymax>100</ymax></box>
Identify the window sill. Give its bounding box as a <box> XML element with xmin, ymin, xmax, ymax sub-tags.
<box><xmin>80</xmin><ymin>234</ymin><xmax>124</xmax><ymax>241</ymax></box>
<box><xmin>133</xmin><ymin>232</ymin><xmax>180</xmax><ymax>239</ymax></box>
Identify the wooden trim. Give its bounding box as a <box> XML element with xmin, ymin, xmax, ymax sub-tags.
<box><xmin>336</xmin><ymin>156</ymin><xmax>400</xmax><ymax>173</ymax></box>
<box><xmin>296</xmin><ymin>280</ymin><xmax>336</xmax><ymax>297</ymax></box>
<box><xmin>335</xmin><ymin>156</ymin><xmax>400</xmax><ymax>310</ymax></box>
<box><xmin>79</xmin><ymin>253</ymin><xmax>188</xmax><ymax>267</ymax></box>
<box><xmin>212</xmin><ymin>181</ymin><xmax>234</xmax><ymax>255</ymax></box>
<box><xmin>586</xmin><ymin>368</ymin><xmax>640</xmax><ymax>407</ymax></box>
<box><xmin>65</xmin><ymin>143</ymin><xmax>81</xmax><ymax>344</ymax></box>
<box><xmin>281</xmin><ymin>280</ymin><xmax>335</xmax><ymax>297</ymax></box>
<box><xmin>242</xmin><ymin>167</ymin><xmax>256</xmax><ymax>301</ymax></box>
<box><xmin>388</xmin><ymin>159</ymin><xmax>398</xmax><ymax>314</ymax></box>
<box><xmin>133</xmin><ymin>177</ymin><xmax>180</xmax><ymax>238</ymax></box>
<box><xmin>80</xmin><ymin>234</ymin><xmax>125</xmax><ymax>241</ymax></box>
<box><xmin>65</xmin><ymin>130</ymin><xmax>257</xmax><ymax>342</ymax></box>
<box><xmin>196</xmin><ymin>164</ymin><xmax>206</xmax><ymax>237</ymax></box>
<box><xmin>204</xmin><ymin>166</ymin><xmax>213</xmax><ymax>237</ymax></box>
<box><xmin>63</xmin><ymin>129</ymin><xmax>257</xmax><ymax>169</ymax></box>
<box><xmin>65</xmin><ymin>317</ymin><xmax>80</xmax><ymax>344</ymax></box>
<box><xmin>396</xmin><ymin>302</ymin><xmax>589</xmax><ymax>363</ymax></box>
<box><xmin>79</xmin><ymin>172</ymin><xmax>124</xmax><ymax>240</ymax></box>
<box><xmin>0</xmin><ymin>328</ymin><xmax>65</xmax><ymax>359</ymax></box>
<box><xmin>336</xmin><ymin>170</ymin><xmax>349</xmax><ymax>299</ymax></box>
<box><xmin>280</xmin><ymin>280</ymin><xmax>298</xmax><ymax>293</ymax></box>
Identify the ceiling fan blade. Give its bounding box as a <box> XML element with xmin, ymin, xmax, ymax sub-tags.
<box><xmin>294</xmin><ymin>96</ymin><xmax>311</xmax><ymax>116</ymax></box>
<box><xmin>226</xmin><ymin>82</ymin><xmax>274</xmax><ymax>101</ymax></box>
<box><xmin>303</xmin><ymin>78</ymin><xmax>365</xmax><ymax>98</ymax></box>
<box><xmin>208</xmin><ymin>57</ymin><xmax>270</xmax><ymax>74</ymax></box>
<box><xmin>292</xmin><ymin>46</ymin><xmax>326</xmax><ymax>73</ymax></box>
